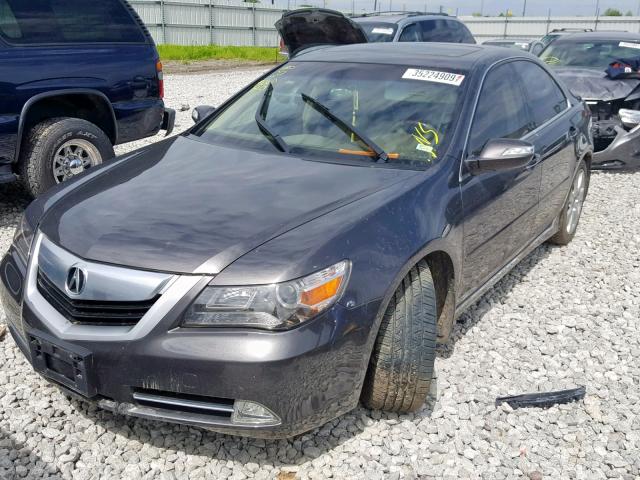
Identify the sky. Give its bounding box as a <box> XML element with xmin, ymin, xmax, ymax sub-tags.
<box><xmin>273</xmin><ymin>0</ymin><xmax>640</xmax><ymax>16</ymax></box>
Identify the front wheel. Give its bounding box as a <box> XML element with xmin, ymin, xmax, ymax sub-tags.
<box><xmin>18</xmin><ymin>118</ymin><xmax>114</xmax><ymax>197</ymax></box>
<box><xmin>549</xmin><ymin>161</ymin><xmax>589</xmax><ymax>246</ymax></box>
<box><xmin>361</xmin><ymin>260</ymin><xmax>437</xmax><ymax>413</ymax></box>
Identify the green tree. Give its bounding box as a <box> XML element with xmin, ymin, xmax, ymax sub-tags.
<box><xmin>603</xmin><ymin>8</ymin><xmax>623</xmax><ymax>16</ymax></box>
<box><xmin>471</xmin><ymin>12</ymin><xmax>482</xmax><ymax>17</ymax></box>
<box><xmin>626</xmin><ymin>10</ymin><xmax>634</xmax><ymax>16</ymax></box>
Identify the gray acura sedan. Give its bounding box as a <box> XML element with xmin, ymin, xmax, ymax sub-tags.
<box><xmin>1</xmin><ymin>42</ymin><xmax>592</xmax><ymax>438</ymax></box>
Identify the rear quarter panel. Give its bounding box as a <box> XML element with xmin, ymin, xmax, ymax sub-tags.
<box><xmin>0</xmin><ymin>42</ymin><xmax>162</xmax><ymax>162</ymax></box>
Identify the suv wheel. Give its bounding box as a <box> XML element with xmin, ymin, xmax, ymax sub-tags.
<box><xmin>361</xmin><ymin>259</ymin><xmax>437</xmax><ymax>413</ymax></box>
<box><xmin>19</xmin><ymin>118</ymin><xmax>114</xmax><ymax>197</ymax></box>
<box><xmin>549</xmin><ymin>160</ymin><xmax>589</xmax><ymax>246</ymax></box>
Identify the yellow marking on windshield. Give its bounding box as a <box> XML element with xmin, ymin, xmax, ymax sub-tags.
<box><xmin>412</xmin><ymin>122</ymin><xmax>440</xmax><ymax>160</ymax></box>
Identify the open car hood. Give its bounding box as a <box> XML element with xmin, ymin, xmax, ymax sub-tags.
<box><xmin>555</xmin><ymin>67</ymin><xmax>640</xmax><ymax>102</ymax></box>
<box><xmin>276</xmin><ymin>8</ymin><xmax>367</xmax><ymax>56</ymax></box>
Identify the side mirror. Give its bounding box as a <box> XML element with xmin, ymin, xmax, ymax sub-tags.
<box><xmin>192</xmin><ymin>105</ymin><xmax>216</xmax><ymax>124</ymax></box>
<box><xmin>466</xmin><ymin>138</ymin><xmax>535</xmax><ymax>174</ymax></box>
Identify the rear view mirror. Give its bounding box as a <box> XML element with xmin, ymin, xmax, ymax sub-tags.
<box><xmin>192</xmin><ymin>105</ymin><xmax>216</xmax><ymax>124</ymax></box>
<box><xmin>466</xmin><ymin>138</ymin><xmax>535</xmax><ymax>174</ymax></box>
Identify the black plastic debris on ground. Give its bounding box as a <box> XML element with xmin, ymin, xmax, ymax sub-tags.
<box><xmin>496</xmin><ymin>386</ymin><xmax>586</xmax><ymax>409</ymax></box>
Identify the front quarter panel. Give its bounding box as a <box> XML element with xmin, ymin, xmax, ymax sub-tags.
<box><xmin>214</xmin><ymin>158</ymin><xmax>463</xmax><ymax>394</ymax></box>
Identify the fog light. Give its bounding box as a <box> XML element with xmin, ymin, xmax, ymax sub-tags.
<box><xmin>232</xmin><ymin>400</ymin><xmax>280</xmax><ymax>426</ymax></box>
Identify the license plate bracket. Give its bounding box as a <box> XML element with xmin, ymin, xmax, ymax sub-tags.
<box><xmin>28</xmin><ymin>331</ymin><xmax>96</xmax><ymax>398</ymax></box>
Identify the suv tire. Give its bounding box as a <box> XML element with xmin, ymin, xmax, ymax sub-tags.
<box><xmin>19</xmin><ymin>118</ymin><xmax>114</xmax><ymax>197</ymax></box>
<box><xmin>549</xmin><ymin>160</ymin><xmax>589</xmax><ymax>246</ymax></box>
<box><xmin>362</xmin><ymin>259</ymin><xmax>437</xmax><ymax>413</ymax></box>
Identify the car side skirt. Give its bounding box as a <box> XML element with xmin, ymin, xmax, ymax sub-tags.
<box><xmin>455</xmin><ymin>217</ymin><xmax>559</xmax><ymax>318</ymax></box>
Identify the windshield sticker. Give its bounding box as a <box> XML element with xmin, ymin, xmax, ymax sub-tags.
<box><xmin>620</xmin><ymin>41</ymin><xmax>640</xmax><ymax>50</ymax></box>
<box><xmin>412</xmin><ymin>123</ymin><xmax>440</xmax><ymax>161</ymax></box>
<box><xmin>402</xmin><ymin>69</ymin><xmax>465</xmax><ymax>86</ymax></box>
<box><xmin>372</xmin><ymin>27</ymin><xmax>394</xmax><ymax>35</ymax></box>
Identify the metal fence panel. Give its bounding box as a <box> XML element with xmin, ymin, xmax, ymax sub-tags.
<box><xmin>130</xmin><ymin>0</ymin><xmax>285</xmax><ymax>46</ymax></box>
<box><xmin>128</xmin><ymin>2</ymin><xmax>640</xmax><ymax>47</ymax></box>
<box><xmin>461</xmin><ymin>16</ymin><xmax>640</xmax><ymax>41</ymax></box>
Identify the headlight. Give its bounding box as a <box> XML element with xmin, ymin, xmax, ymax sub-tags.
<box><xmin>13</xmin><ymin>214</ymin><xmax>36</xmax><ymax>264</ymax></box>
<box><xmin>182</xmin><ymin>260</ymin><xmax>351</xmax><ymax>330</ymax></box>
<box><xmin>619</xmin><ymin>108</ymin><xmax>640</xmax><ymax>129</ymax></box>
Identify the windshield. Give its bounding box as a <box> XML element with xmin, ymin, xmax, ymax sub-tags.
<box><xmin>541</xmin><ymin>39</ymin><xmax>640</xmax><ymax>69</ymax></box>
<box><xmin>540</xmin><ymin>33</ymin><xmax>560</xmax><ymax>47</ymax></box>
<box><xmin>357</xmin><ymin>22</ymin><xmax>397</xmax><ymax>42</ymax></box>
<box><xmin>194</xmin><ymin>62</ymin><xmax>465</xmax><ymax>168</ymax></box>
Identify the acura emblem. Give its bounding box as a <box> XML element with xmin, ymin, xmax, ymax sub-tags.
<box><xmin>66</xmin><ymin>266</ymin><xmax>87</xmax><ymax>295</ymax></box>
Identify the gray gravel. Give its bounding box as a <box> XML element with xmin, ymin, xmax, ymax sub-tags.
<box><xmin>1</xmin><ymin>68</ymin><xmax>640</xmax><ymax>480</ymax></box>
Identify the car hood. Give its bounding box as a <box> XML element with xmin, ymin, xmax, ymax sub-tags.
<box><xmin>554</xmin><ymin>67</ymin><xmax>640</xmax><ymax>101</ymax></box>
<box><xmin>276</xmin><ymin>8</ymin><xmax>367</xmax><ymax>56</ymax></box>
<box><xmin>39</xmin><ymin>136</ymin><xmax>413</xmax><ymax>274</ymax></box>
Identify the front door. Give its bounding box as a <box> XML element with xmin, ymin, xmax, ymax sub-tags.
<box><xmin>459</xmin><ymin>61</ymin><xmax>542</xmax><ymax>297</ymax></box>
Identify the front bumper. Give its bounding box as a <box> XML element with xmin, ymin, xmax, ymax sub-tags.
<box><xmin>0</xmin><ymin>238</ymin><xmax>377</xmax><ymax>438</ymax></box>
<box><xmin>592</xmin><ymin>124</ymin><xmax>640</xmax><ymax>170</ymax></box>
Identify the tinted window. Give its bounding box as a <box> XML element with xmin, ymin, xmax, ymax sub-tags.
<box><xmin>421</xmin><ymin>19</ymin><xmax>473</xmax><ymax>43</ymax></box>
<box><xmin>358</xmin><ymin>22</ymin><xmax>397</xmax><ymax>43</ymax></box>
<box><xmin>421</xmin><ymin>20</ymin><xmax>449</xmax><ymax>42</ymax></box>
<box><xmin>515</xmin><ymin>61</ymin><xmax>567</xmax><ymax>126</ymax></box>
<box><xmin>0</xmin><ymin>0</ymin><xmax>145</xmax><ymax>44</ymax></box>
<box><xmin>399</xmin><ymin>23</ymin><xmax>421</xmax><ymax>42</ymax></box>
<box><xmin>446</xmin><ymin>20</ymin><xmax>475</xmax><ymax>43</ymax></box>
<box><xmin>468</xmin><ymin>63</ymin><xmax>534</xmax><ymax>155</ymax></box>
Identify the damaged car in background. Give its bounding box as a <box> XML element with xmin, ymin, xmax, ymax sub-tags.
<box><xmin>1</xmin><ymin>42</ymin><xmax>592</xmax><ymax>438</ymax></box>
<box><xmin>541</xmin><ymin>31</ymin><xmax>640</xmax><ymax>170</ymax></box>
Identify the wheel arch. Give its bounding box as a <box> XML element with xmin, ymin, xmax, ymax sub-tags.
<box><xmin>15</xmin><ymin>89</ymin><xmax>118</xmax><ymax>163</ymax></box>
<box><xmin>364</xmin><ymin>239</ymin><xmax>460</xmax><ymax>360</ymax></box>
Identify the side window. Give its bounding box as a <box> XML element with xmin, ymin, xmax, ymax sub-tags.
<box><xmin>515</xmin><ymin>61</ymin><xmax>567</xmax><ymax>127</ymax></box>
<box><xmin>420</xmin><ymin>20</ymin><xmax>440</xmax><ymax>42</ymax></box>
<box><xmin>0</xmin><ymin>0</ymin><xmax>145</xmax><ymax>45</ymax></box>
<box><xmin>398</xmin><ymin>23</ymin><xmax>421</xmax><ymax>42</ymax></box>
<box><xmin>456</xmin><ymin>22</ymin><xmax>476</xmax><ymax>44</ymax></box>
<box><xmin>468</xmin><ymin>63</ymin><xmax>534</xmax><ymax>156</ymax></box>
<box><xmin>0</xmin><ymin>0</ymin><xmax>21</xmax><ymax>39</ymax></box>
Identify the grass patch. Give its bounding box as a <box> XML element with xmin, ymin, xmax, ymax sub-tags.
<box><xmin>158</xmin><ymin>44</ymin><xmax>284</xmax><ymax>63</ymax></box>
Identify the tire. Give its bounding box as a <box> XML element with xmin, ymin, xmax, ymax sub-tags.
<box><xmin>361</xmin><ymin>260</ymin><xmax>437</xmax><ymax>413</ymax></box>
<box><xmin>18</xmin><ymin>118</ymin><xmax>114</xmax><ymax>197</ymax></box>
<box><xmin>548</xmin><ymin>160</ymin><xmax>589</xmax><ymax>246</ymax></box>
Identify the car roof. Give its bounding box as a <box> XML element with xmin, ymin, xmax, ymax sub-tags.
<box><xmin>293</xmin><ymin>42</ymin><xmax>528</xmax><ymax>71</ymax></box>
<box><xmin>553</xmin><ymin>31</ymin><xmax>640</xmax><ymax>43</ymax></box>
<box><xmin>352</xmin><ymin>13</ymin><xmax>459</xmax><ymax>25</ymax></box>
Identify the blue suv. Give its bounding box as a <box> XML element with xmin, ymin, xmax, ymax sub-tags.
<box><xmin>0</xmin><ymin>0</ymin><xmax>174</xmax><ymax>197</ymax></box>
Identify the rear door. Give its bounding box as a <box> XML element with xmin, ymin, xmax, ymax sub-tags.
<box><xmin>513</xmin><ymin>60</ymin><xmax>575</xmax><ymax>234</ymax></box>
<box><xmin>276</xmin><ymin>9</ymin><xmax>367</xmax><ymax>56</ymax></box>
<box><xmin>460</xmin><ymin>62</ymin><xmax>540</xmax><ymax>296</ymax></box>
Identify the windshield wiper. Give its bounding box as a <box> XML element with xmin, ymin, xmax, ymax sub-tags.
<box><xmin>255</xmin><ymin>83</ymin><xmax>289</xmax><ymax>153</ymax></box>
<box><xmin>301</xmin><ymin>92</ymin><xmax>389</xmax><ymax>162</ymax></box>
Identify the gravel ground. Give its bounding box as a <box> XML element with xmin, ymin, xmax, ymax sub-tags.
<box><xmin>1</xmin><ymin>68</ymin><xmax>640</xmax><ymax>480</ymax></box>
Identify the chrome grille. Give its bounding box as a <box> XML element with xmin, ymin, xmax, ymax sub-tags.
<box><xmin>36</xmin><ymin>270</ymin><xmax>158</xmax><ymax>326</ymax></box>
